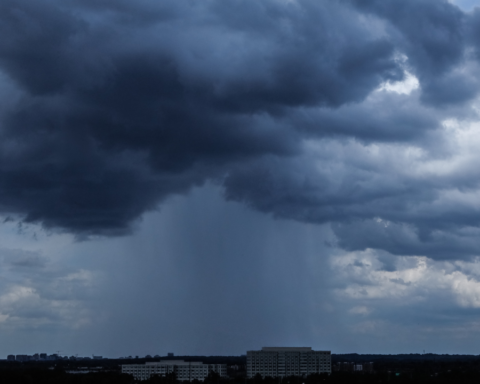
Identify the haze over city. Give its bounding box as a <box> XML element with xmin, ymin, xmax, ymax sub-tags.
<box><xmin>1</xmin><ymin>0</ymin><xmax>480</xmax><ymax>358</ymax></box>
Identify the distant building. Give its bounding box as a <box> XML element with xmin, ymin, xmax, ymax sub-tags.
<box><xmin>122</xmin><ymin>360</ymin><xmax>227</xmax><ymax>382</ymax></box>
<box><xmin>333</xmin><ymin>362</ymin><xmax>373</xmax><ymax>373</ymax></box>
<box><xmin>7</xmin><ymin>355</ymin><xmax>15</xmax><ymax>361</ymax></box>
<box><xmin>334</xmin><ymin>362</ymin><xmax>354</xmax><ymax>372</ymax></box>
<box><xmin>168</xmin><ymin>353</ymin><xmax>174</xmax><ymax>357</ymax></box>
<box><xmin>15</xmin><ymin>355</ymin><xmax>28</xmax><ymax>362</ymax></box>
<box><xmin>247</xmin><ymin>347</ymin><xmax>331</xmax><ymax>378</ymax></box>
<box><xmin>363</xmin><ymin>362</ymin><xmax>374</xmax><ymax>372</ymax></box>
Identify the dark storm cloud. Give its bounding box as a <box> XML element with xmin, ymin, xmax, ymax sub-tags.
<box><xmin>289</xmin><ymin>91</ymin><xmax>441</xmax><ymax>142</ymax></box>
<box><xmin>332</xmin><ymin>221</ymin><xmax>480</xmax><ymax>260</ymax></box>
<box><xmin>1</xmin><ymin>0</ymin><xmax>480</xmax><ymax>260</ymax></box>
<box><xmin>0</xmin><ymin>0</ymin><xmax>404</xmax><ymax>235</ymax></box>
<box><xmin>223</xmin><ymin>134</ymin><xmax>480</xmax><ymax>260</ymax></box>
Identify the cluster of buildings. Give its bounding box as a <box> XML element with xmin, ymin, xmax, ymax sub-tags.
<box><xmin>6</xmin><ymin>347</ymin><xmax>344</xmax><ymax>381</ymax></box>
<box><xmin>122</xmin><ymin>347</ymin><xmax>331</xmax><ymax>382</ymax></box>
<box><xmin>7</xmin><ymin>354</ymin><xmax>103</xmax><ymax>362</ymax></box>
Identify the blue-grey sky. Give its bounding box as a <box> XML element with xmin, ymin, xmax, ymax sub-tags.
<box><xmin>1</xmin><ymin>0</ymin><xmax>480</xmax><ymax>357</ymax></box>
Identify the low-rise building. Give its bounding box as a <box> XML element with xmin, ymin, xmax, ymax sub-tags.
<box><xmin>122</xmin><ymin>360</ymin><xmax>227</xmax><ymax>382</ymax></box>
<box><xmin>247</xmin><ymin>347</ymin><xmax>331</xmax><ymax>378</ymax></box>
<box><xmin>333</xmin><ymin>362</ymin><xmax>373</xmax><ymax>373</ymax></box>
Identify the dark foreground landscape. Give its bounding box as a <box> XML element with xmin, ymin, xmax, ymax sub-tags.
<box><xmin>3</xmin><ymin>354</ymin><xmax>480</xmax><ymax>384</ymax></box>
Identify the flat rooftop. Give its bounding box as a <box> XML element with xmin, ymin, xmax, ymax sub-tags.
<box><xmin>145</xmin><ymin>361</ymin><xmax>205</xmax><ymax>366</ymax></box>
<box><xmin>261</xmin><ymin>347</ymin><xmax>313</xmax><ymax>352</ymax></box>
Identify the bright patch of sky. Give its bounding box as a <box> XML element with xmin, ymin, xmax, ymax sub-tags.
<box><xmin>378</xmin><ymin>71</ymin><xmax>419</xmax><ymax>95</ymax></box>
<box><xmin>450</xmin><ymin>0</ymin><xmax>479</xmax><ymax>12</ymax></box>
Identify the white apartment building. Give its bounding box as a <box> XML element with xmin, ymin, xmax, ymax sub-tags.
<box><xmin>122</xmin><ymin>360</ymin><xmax>227</xmax><ymax>382</ymax></box>
<box><xmin>247</xmin><ymin>347</ymin><xmax>331</xmax><ymax>378</ymax></box>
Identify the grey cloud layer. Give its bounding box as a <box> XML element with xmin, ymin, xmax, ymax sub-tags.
<box><xmin>0</xmin><ymin>0</ymin><xmax>479</xmax><ymax>258</ymax></box>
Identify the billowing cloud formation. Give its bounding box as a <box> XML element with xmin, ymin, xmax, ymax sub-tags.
<box><xmin>0</xmin><ymin>0</ymin><xmax>480</xmax><ymax>259</ymax></box>
<box><xmin>0</xmin><ymin>247</ymin><xmax>97</xmax><ymax>330</ymax></box>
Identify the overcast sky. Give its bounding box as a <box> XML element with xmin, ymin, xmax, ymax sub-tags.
<box><xmin>2</xmin><ymin>0</ymin><xmax>480</xmax><ymax>357</ymax></box>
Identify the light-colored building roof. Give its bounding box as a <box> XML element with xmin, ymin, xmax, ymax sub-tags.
<box><xmin>261</xmin><ymin>347</ymin><xmax>313</xmax><ymax>352</ymax></box>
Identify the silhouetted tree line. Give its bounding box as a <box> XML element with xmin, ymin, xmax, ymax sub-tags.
<box><xmin>0</xmin><ymin>356</ymin><xmax>246</xmax><ymax>371</ymax></box>
<box><xmin>0</xmin><ymin>368</ymin><xmax>132</xmax><ymax>384</ymax></box>
<box><xmin>333</xmin><ymin>354</ymin><xmax>480</xmax><ymax>364</ymax></box>
<box><xmin>373</xmin><ymin>358</ymin><xmax>480</xmax><ymax>374</ymax></box>
<box><xmin>4</xmin><ymin>370</ymin><xmax>480</xmax><ymax>384</ymax></box>
<box><xmin>245</xmin><ymin>372</ymin><xmax>480</xmax><ymax>384</ymax></box>
<box><xmin>143</xmin><ymin>371</ymin><xmax>480</xmax><ymax>384</ymax></box>
<box><xmin>6</xmin><ymin>357</ymin><xmax>480</xmax><ymax>384</ymax></box>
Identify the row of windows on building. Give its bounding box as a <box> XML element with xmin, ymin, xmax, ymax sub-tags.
<box><xmin>247</xmin><ymin>348</ymin><xmax>331</xmax><ymax>378</ymax></box>
<box><xmin>122</xmin><ymin>361</ymin><xmax>227</xmax><ymax>382</ymax></box>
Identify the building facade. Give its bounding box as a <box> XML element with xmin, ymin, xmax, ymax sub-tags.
<box><xmin>247</xmin><ymin>347</ymin><xmax>331</xmax><ymax>378</ymax></box>
<box><xmin>122</xmin><ymin>360</ymin><xmax>227</xmax><ymax>382</ymax></box>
